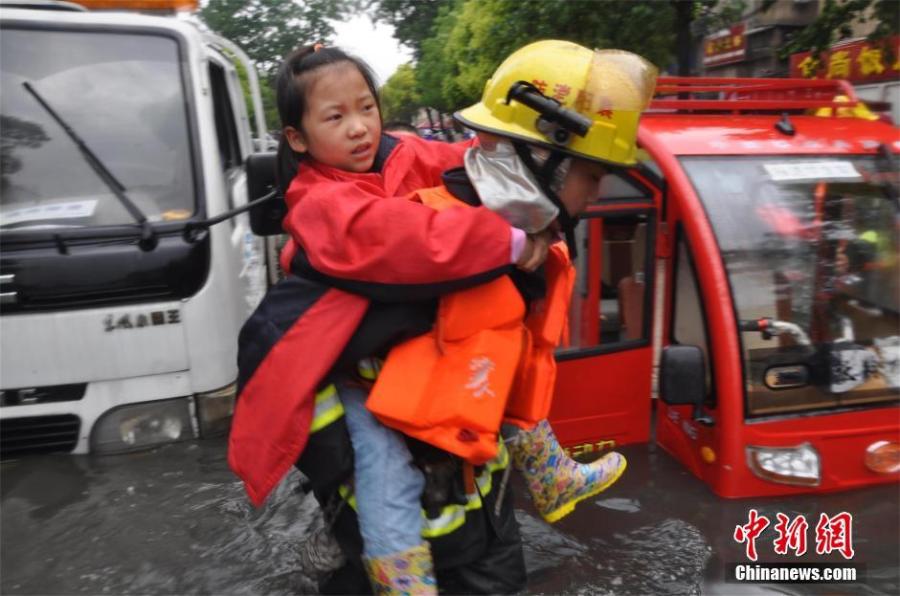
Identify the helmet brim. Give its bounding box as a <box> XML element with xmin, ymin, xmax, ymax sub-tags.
<box><xmin>454</xmin><ymin>105</ymin><xmax>638</xmax><ymax>168</ymax></box>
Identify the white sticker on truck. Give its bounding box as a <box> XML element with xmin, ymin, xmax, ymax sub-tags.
<box><xmin>763</xmin><ymin>161</ymin><xmax>861</xmax><ymax>182</ymax></box>
<box><xmin>0</xmin><ymin>199</ymin><xmax>97</xmax><ymax>226</ymax></box>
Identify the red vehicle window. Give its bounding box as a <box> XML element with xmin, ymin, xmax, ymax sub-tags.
<box><xmin>562</xmin><ymin>211</ymin><xmax>654</xmax><ymax>352</ymax></box>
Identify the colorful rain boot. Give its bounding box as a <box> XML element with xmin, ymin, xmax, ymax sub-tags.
<box><xmin>363</xmin><ymin>542</ymin><xmax>438</xmax><ymax>595</ymax></box>
<box><xmin>511</xmin><ymin>419</ymin><xmax>627</xmax><ymax>523</ymax></box>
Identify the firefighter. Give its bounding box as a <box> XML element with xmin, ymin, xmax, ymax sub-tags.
<box><xmin>236</xmin><ymin>40</ymin><xmax>656</xmax><ymax>594</ymax></box>
<box><xmin>368</xmin><ymin>40</ymin><xmax>659</xmax><ymax>524</ymax></box>
<box><xmin>296</xmin><ymin>40</ymin><xmax>657</xmax><ymax>593</ymax></box>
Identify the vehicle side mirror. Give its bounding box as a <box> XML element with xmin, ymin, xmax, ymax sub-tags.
<box><xmin>660</xmin><ymin>345</ymin><xmax>711</xmax><ymax>424</ymax></box>
<box><xmin>246</xmin><ymin>152</ymin><xmax>286</xmax><ymax>236</ymax></box>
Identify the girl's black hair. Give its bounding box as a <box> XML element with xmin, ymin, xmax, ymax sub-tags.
<box><xmin>275</xmin><ymin>45</ymin><xmax>382</xmax><ymax>195</ymax></box>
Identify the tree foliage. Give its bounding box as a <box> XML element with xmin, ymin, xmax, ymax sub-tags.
<box><xmin>200</xmin><ymin>0</ymin><xmax>351</xmax><ymax>76</ymax></box>
<box><xmin>411</xmin><ymin>0</ymin><xmax>677</xmax><ymax>114</ymax></box>
<box><xmin>380</xmin><ymin>63</ymin><xmax>421</xmax><ymax>123</ymax></box>
<box><xmin>373</xmin><ymin>0</ymin><xmax>899</xmax><ymax>117</ymax></box>
<box><xmin>779</xmin><ymin>0</ymin><xmax>899</xmax><ymax>60</ymax></box>
<box><xmin>367</xmin><ymin>0</ymin><xmax>443</xmax><ymax>59</ymax></box>
<box><xmin>200</xmin><ymin>0</ymin><xmax>357</xmax><ymax>130</ymax></box>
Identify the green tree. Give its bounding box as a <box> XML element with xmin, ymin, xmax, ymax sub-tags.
<box><xmin>200</xmin><ymin>0</ymin><xmax>351</xmax><ymax>76</ymax></box>
<box><xmin>779</xmin><ymin>0</ymin><xmax>899</xmax><ymax>62</ymax></box>
<box><xmin>200</xmin><ymin>0</ymin><xmax>359</xmax><ymax>131</ymax></box>
<box><xmin>368</xmin><ymin>0</ymin><xmax>443</xmax><ymax>59</ymax></box>
<box><xmin>413</xmin><ymin>0</ymin><xmax>678</xmax><ymax>113</ymax></box>
<box><xmin>380</xmin><ymin>63</ymin><xmax>422</xmax><ymax>123</ymax></box>
<box><xmin>414</xmin><ymin>0</ymin><xmax>461</xmax><ymax>113</ymax></box>
<box><xmin>376</xmin><ymin>0</ymin><xmax>757</xmax><ymax>112</ymax></box>
<box><xmin>678</xmin><ymin>0</ymin><xmax>751</xmax><ymax>74</ymax></box>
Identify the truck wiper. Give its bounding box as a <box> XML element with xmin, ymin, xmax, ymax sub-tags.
<box><xmin>22</xmin><ymin>82</ymin><xmax>157</xmax><ymax>251</ymax></box>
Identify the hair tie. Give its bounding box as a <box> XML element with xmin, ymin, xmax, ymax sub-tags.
<box><xmin>313</xmin><ymin>43</ymin><xmax>325</xmax><ymax>53</ymax></box>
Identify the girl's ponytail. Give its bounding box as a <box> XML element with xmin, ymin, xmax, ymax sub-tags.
<box><xmin>276</xmin><ymin>135</ymin><xmax>299</xmax><ymax>197</ymax></box>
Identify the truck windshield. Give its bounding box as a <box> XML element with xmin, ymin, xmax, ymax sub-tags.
<box><xmin>0</xmin><ymin>28</ymin><xmax>194</xmax><ymax>231</ymax></box>
<box><xmin>682</xmin><ymin>155</ymin><xmax>899</xmax><ymax>417</ymax></box>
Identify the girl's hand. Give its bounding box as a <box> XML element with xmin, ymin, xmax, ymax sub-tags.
<box><xmin>516</xmin><ymin>230</ymin><xmax>552</xmax><ymax>272</ymax></box>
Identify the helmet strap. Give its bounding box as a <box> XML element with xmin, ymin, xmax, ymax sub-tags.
<box><xmin>512</xmin><ymin>142</ymin><xmax>578</xmax><ymax>260</ymax></box>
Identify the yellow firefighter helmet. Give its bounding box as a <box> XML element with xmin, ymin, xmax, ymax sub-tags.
<box><xmin>456</xmin><ymin>40</ymin><xmax>658</xmax><ymax>166</ymax></box>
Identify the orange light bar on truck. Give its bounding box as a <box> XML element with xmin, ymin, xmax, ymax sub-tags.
<box><xmin>74</xmin><ymin>0</ymin><xmax>197</xmax><ymax>11</ymax></box>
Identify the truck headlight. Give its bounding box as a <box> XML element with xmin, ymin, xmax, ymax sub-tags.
<box><xmin>91</xmin><ymin>397</ymin><xmax>195</xmax><ymax>454</ymax></box>
<box><xmin>195</xmin><ymin>383</ymin><xmax>236</xmax><ymax>438</ymax></box>
<box><xmin>746</xmin><ymin>442</ymin><xmax>820</xmax><ymax>486</ymax></box>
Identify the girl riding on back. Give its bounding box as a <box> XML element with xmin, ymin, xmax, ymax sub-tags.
<box><xmin>230</xmin><ymin>44</ymin><xmax>545</xmax><ymax>594</ymax></box>
<box><xmin>230</xmin><ymin>42</ymin><xmax>653</xmax><ymax>594</ymax></box>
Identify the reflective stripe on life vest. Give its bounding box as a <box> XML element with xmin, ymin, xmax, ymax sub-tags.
<box><xmin>337</xmin><ymin>440</ymin><xmax>510</xmax><ymax>538</ymax></box>
<box><xmin>309</xmin><ymin>384</ymin><xmax>344</xmax><ymax>433</ymax></box>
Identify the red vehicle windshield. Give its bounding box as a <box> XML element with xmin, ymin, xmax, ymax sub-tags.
<box><xmin>681</xmin><ymin>154</ymin><xmax>900</xmax><ymax>417</ymax></box>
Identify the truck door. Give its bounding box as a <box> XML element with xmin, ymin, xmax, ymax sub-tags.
<box><xmin>549</xmin><ymin>168</ymin><xmax>661</xmax><ymax>454</ymax></box>
<box><xmin>206</xmin><ymin>51</ymin><xmax>267</xmax><ymax>317</ymax></box>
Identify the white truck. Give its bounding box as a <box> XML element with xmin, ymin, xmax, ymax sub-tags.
<box><xmin>0</xmin><ymin>0</ymin><xmax>274</xmax><ymax>456</ymax></box>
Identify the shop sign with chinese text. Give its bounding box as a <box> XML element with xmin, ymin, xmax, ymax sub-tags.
<box><xmin>703</xmin><ymin>23</ymin><xmax>747</xmax><ymax>67</ymax></box>
<box><xmin>790</xmin><ymin>37</ymin><xmax>900</xmax><ymax>83</ymax></box>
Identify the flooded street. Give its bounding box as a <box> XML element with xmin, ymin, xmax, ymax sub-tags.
<box><xmin>2</xmin><ymin>436</ymin><xmax>898</xmax><ymax>595</ymax></box>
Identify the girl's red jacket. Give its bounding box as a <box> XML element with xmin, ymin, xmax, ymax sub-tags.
<box><xmin>229</xmin><ymin>134</ymin><xmax>516</xmax><ymax>506</ymax></box>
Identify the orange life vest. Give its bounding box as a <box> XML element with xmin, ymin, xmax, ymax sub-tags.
<box><xmin>365</xmin><ymin>186</ymin><xmax>575</xmax><ymax>464</ymax></box>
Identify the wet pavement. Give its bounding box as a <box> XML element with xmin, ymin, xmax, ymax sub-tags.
<box><xmin>2</xmin><ymin>436</ymin><xmax>898</xmax><ymax>595</ymax></box>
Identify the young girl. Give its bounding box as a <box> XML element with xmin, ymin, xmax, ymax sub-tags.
<box><xmin>230</xmin><ymin>43</ymin><xmax>646</xmax><ymax>593</ymax></box>
<box><xmin>231</xmin><ymin>44</ymin><xmax>540</xmax><ymax>594</ymax></box>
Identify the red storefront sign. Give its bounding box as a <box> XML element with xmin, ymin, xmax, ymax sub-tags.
<box><xmin>789</xmin><ymin>36</ymin><xmax>900</xmax><ymax>83</ymax></box>
<box><xmin>703</xmin><ymin>23</ymin><xmax>747</xmax><ymax>67</ymax></box>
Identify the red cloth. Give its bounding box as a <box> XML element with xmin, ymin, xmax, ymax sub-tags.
<box><xmin>279</xmin><ymin>134</ymin><xmax>510</xmax><ymax>281</ymax></box>
<box><xmin>229</xmin><ymin>288</ymin><xmax>368</xmax><ymax>506</ymax></box>
<box><xmin>229</xmin><ymin>135</ymin><xmax>516</xmax><ymax>506</ymax></box>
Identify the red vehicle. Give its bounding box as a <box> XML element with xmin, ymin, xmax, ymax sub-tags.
<box><xmin>550</xmin><ymin>77</ymin><xmax>900</xmax><ymax>498</ymax></box>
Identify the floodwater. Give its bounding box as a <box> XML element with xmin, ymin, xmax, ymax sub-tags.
<box><xmin>2</xmin><ymin>437</ymin><xmax>898</xmax><ymax>595</ymax></box>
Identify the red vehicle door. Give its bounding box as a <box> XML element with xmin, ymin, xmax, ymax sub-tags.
<box><xmin>549</xmin><ymin>167</ymin><xmax>663</xmax><ymax>456</ymax></box>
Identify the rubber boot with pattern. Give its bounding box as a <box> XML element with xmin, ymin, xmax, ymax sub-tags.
<box><xmin>512</xmin><ymin>419</ymin><xmax>627</xmax><ymax>523</ymax></box>
<box><xmin>363</xmin><ymin>542</ymin><xmax>438</xmax><ymax>595</ymax></box>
